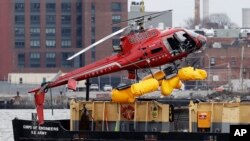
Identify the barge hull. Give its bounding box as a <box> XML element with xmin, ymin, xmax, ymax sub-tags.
<box><xmin>12</xmin><ymin>119</ymin><xmax>229</xmax><ymax>141</ymax></box>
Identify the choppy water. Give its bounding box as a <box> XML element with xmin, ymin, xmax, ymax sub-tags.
<box><xmin>0</xmin><ymin>109</ymin><xmax>70</xmax><ymax>141</ymax></box>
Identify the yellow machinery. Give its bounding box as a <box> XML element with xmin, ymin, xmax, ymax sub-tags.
<box><xmin>69</xmin><ymin>98</ymin><xmax>250</xmax><ymax>133</ymax></box>
<box><xmin>70</xmin><ymin>100</ymin><xmax>173</xmax><ymax>132</ymax></box>
<box><xmin>189</xmin><ymin>100</ymin><xmax>250</xmax><ymax>133</ymax></box>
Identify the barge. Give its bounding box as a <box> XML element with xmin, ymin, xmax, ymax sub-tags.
<box><xmin>13</xmin><ymin>98</ymin><xmax>250</xmax><ymax>141</ymax></box>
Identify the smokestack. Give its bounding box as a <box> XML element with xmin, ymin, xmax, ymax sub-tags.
<box><xmin>195</xmin><ymin>0</ymin><xmax>200</xmax><ymax>26</ymax></box>
<box><xmin>203</xmin><ymin>0</ymin><xmax>209</xmax><ymax>19</ymax></box>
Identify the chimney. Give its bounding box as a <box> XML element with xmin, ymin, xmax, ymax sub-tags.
<box><xmin>203</xmin><ymin>0</ymin><xmax>209</xmax><ymax>19</ymax></box>
<box><xmin>195</xmin><ymin>0</ymin><xmax>200</xmax><ymax>26</ymax></box>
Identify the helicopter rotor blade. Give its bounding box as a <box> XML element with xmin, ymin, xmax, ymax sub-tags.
<box><xmin>146</xmin><ymin>11</ymin><xmax>171</xmax><ymax>22</ymax></box>
<box><xmin>67</xmin><ymin>26</ymin><xmax>129</xmax><ymax>61</ymax></box>
<box><xmin>50</xmin><ymin>70</ymin><xmax>63</xmax><ymax>82</ymax></box>
<box><xmin>112</xmin><ymin>10</ymin><xmax>172</xmax><ymax>25</ymax></box>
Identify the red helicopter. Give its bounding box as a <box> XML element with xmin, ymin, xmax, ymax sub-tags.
<box><xmin>28</xmin><ymin>10</ymin><xmax>206</xmax><ymax>124</ymax></box>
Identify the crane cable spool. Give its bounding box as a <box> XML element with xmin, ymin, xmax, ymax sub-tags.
<box><xmin>121</xmin><ymin>105</ymin><xmax>135</xmax><ymax>120</ymax></box>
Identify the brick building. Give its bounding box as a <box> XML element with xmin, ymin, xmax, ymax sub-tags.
<box><xmin>0</xmin><ymin>0</ymin><xmax>127</xmax><ymax>87</ymax></box>
<box><xmin>199</xmin><ymin>41</ymin><xmax>250</xmax><ymax>89</ymax></box>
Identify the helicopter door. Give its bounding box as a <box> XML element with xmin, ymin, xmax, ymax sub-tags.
<box><xmin>163</xmin><ymin>31</ymin><xmax>194</xmax><ymax>55</ymax></box>
<box><xmin>173</xmin><ymin>31</ymin><xmax>196</xmax><ymax>52</ymax></box>
<box><xmin>162</xmin><ymin>36</ymin><xmax>182</xmax><ymax>55</ymax></box>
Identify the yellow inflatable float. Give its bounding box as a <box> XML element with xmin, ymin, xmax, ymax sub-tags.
<box><xmin>111</xmin><ymin>66</ymin><xmax>207</xmax><ymax>103</ymax></box>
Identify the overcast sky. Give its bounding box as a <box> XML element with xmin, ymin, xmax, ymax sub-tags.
<box><xmin>128</xmin><ymin>0</ymin><xmax>250</xmax><ymax>27</ymax></box>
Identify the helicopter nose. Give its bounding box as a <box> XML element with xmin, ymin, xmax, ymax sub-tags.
<box><xmin>197</xmin><ymin>35</ymin><xmax>207</xmax><ymax>48</ymax></box>
<box><xmin>200</xmin><ymin>36</ymin><xmax>207</xmax><ymax>46</ymax></box>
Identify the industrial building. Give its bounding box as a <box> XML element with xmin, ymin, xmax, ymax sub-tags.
<box><xmin>128</xmin><ymin>1</ymin><xmax>172</xmax><ymax>29</ymax></box>
<box><xmin>242</xmin><ymin>8</ymin><xmax>250</xmax><ymax>28</ymax></box>
<box><xmin>202</xmin><ymin>0</ymin><xmax>209</xmax><ymax>19</ymax></box>
<box><xmin>0</xmin><ymin>0</ymin><xmax>127</xmax><ymax>87</ymax></box>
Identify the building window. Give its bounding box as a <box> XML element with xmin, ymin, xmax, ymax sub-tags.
<box><xmin>46</xmin><ymin>28</ymin><xmax>56</xmax><ymax>36</ymax></box>
<box><xmin>112</xmin><ymin>39</ymin><xmax>120</xmax><ymax>46</ymax></box>
<box><xmin>112</xmin><ymin>15</ymin><xmax>121</xmax><ymax>24</ymax></box>
<box><xmin>231</xmin><ymin>60</ymin><xmax>236</xmax><ymax>66</ymax></box>
<box><xmin>77</xmin><ymin>15</ymin><xmax>82</xmax><ymax>25</ymax></box>
<box><xmin>30</xmin><ymin>3</ymin><xmax>40</xmax><ymax>12</ymax></box>
<box><xmin>112</xmin><ymin>27</ymin><xmax>121</xmax><ymax>33</ymax></box>
<box><xmin>91</xmin><ymin>3</ymin><xmax>95</xmax><ymax>26</ymax></box>
<box><xmin>112</xmin><ymin>39</ymin><xmax>120</xmax><ymax>52</ymax></box>
<box><xmin>46</xmin><ymin>40</ymin><xmax>56</xmax><ymax>48</ymax></box>
<box><xmin>76</xmin><ymin>2</ymin><xmax>82</xmax><ymax>13</ymax></box>
<box><xmin>91</xmin><ymin>16</ymin><xmax>95</xmax><ymax>25</ymax></box>
<box><xmin>91</xmin><ymin>3</ymin><xmax>95</xmax><ymax>14</ymax></box>
<box><xmin>231</xmin><ymin>56</ymin><xmax>237</xmax><ymax>67</ymax></box>
<box><xmin>19</xmin><ymin>78</ymin><xmax>23</xmax><ymax>84</ymax></box>
<box><xmin>111</xmin><ymin>2</ymin><xmax>122</xmax><ymax>12</ymax></box>
<box><xmin>61</xmin><ymin>15</ymin><xmax>71</xmax><ymax>24</ymax></box>
<box><xmin>61</xmin><ymin>3</ymin><xmax>71</xmax><ymax>12</ymax></box>
<box><xmin>42</xmin><ymin>77</ymin><xmax>46</xmax><ymax>83</ymax></box>
<box><xmin>15</xmin><ymin>41</ymin><xmax>25</xmax><ymax>48</ymax></box>
<box><xmin>90</xmin><ymin>38</ymin><xmax>95</xmax><ymax>61</ymax></box>
<box><xmin>77</xmin><ymin>27</ymin><xmax>82</xmax><ymax>37</ymax></box>
<box><xmin>15</xmin><ymin>15</ymin><xmax>25</xmax><ymax>24</ymax></box>
<box><xmin>231</xmin><ymin>56</ymin><xmax>236</xmax><ymax>60</ymax></box>
<box><xmin>17</xmin><ymin>53</ymin><xmax>25</xmax><ymax>68</ymax></box>
<box><xmin>30</xmin><ymin>52</ymin><xmax>40</xmax><ymax>67</ymax></box>
<box><xmin>61</xmin><ymin>40</ymin><xmax>71</xmax><ymax>48</ymax></box>
<box><xmin>30</xmin><ymin>15</ymin><xmax>40</xmax><ymax>24</ymax></box>
<box><xmin>46</xmin><ymin>52</ymin><xmax>56</xmax><ymax>67</ymax></box>
<box><xmin>46</xmin><ymin>15</ymin><xmax>55</xmax><ymax>25</ymax></box>
<box><xmin>112</xmin><ymin>27</ymin><xmax>121</xmax><ymax>37</ymax></box>
<box><xmin>91</xmin><ymin>50</ymin><xmax>95</xmax><ymax>61</ymax></box>
<box><xmin>210</xmin><ymin>57</ymin><xmax>216</xmax><ymax>65</ymax></box>
<box><xmin>61</xmin><ymin>27</ymin><xmax>71</xmax><ymax>37</ymax></box>
<box><xmin>46</xmin><ymin>3</ymin><xmax>56</xmax><ymax>12</ymax></box>
<box><xmin>15</xmin><ymin>3</ymin><xmax>25</xmax><ymax>12</ymax></box>
<box><xmin>15</xmin><ymin>27</ymin><xmax>25</xmax><ymax>36</ymax></box>
<box><xmin>91</xmin><ymin>27</ymin><xmax>95</xmax><ymax>39</ymax></box>
<box><xmin>30</xmin><ymin>40</ymin><xmax>40</xmax><ymax>48</ymax></box>
<box><xmin>30</xmin><ymin>27</ymin><xmax>40</xmax><ymax>36</ymax></box>
<box><xmin>61</xmin><ymin>52</ymin><xmax>73</xmax><ymax>68</ymax></box>
<box><xmin>76</xmin><ymin>40</ymin><xmax>82</xmax><ymax>48</ymax></box>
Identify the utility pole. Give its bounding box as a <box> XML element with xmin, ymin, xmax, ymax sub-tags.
<box><xmin>206</xmin><ymin>54</ymin><xmax>211</xmax><ymax>87</ymax></box>
<box><xmin>239</xmin><ymin>45</ymin><xmax>244</xmax><ymax>92</ymax></box>
<box><xmin>227</xmin><ymin>63</ymin><xmax>232</xmax><ymax>92</ymax></box>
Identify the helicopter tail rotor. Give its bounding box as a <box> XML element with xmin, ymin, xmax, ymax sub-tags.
<box><xmin>29</xmin><ymin>71</ymin><xmax>62</xmax><ymax>125</ymax></box>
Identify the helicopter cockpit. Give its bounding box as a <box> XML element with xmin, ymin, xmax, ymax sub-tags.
<box><xmin>162</xmin><ymin>30</ymin><xmax>196</xmax><ymax>55</ymax></box>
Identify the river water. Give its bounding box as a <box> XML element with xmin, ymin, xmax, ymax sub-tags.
<box><xmin>0</xmin><ymin>109</ymin><xmax>70</xmax><ymax>141</ymax></box>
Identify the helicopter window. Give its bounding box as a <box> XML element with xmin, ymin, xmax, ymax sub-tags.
<box><xmin>186</xmin><ymin>30</ymin><xmax>200</xmax><ymax>38</ymax></box>
<box><xmin>173</xmin><ymin>31</ymin><xmax>187</xmax><ymax>42</ymax></box>
<box><xmin>166</xmin><ymin>31</ymin><xmax>196</xmax><ymax>52</ymax></box>
<box><xmin>182</xmin><ymin>33</ymin><xmax>196</xmax><ymax>50</ymax></box>
<box><xmin>151</xmin><ymin>47</ymin><xmax>163</xmax><ymax>54</ymax></box>
<box><xmin>167</xmin><ymin>37</ymin><xmax>179</xmax><ymax>50</ymax></box>
<box><xmin>162</xmin><ymin>37</ymin><xmax>172</xmax><ymax>51</ymax></box>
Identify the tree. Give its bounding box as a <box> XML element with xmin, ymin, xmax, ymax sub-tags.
<box><xmin>184</xmin><ymin>13</ymin><xmax>238</xmax><ymax>29</ymax></box>
<box><xmin>184</xmin><ymin>18</ymin><xmax>195</xmax><ymax>29</ymax></box>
